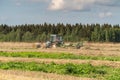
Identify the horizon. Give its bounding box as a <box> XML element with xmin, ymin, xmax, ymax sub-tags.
<box><xmin>0</xmin><ymin>22</ymin><xmax>120</xmax><ymax>26</ymax></box>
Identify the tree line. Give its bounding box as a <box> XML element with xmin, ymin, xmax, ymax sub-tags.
<box><xmin>0</xmin><ymin>23</ymin><xmax>120</xmax><ymax>42</ymax></box>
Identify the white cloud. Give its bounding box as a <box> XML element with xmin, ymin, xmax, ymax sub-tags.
<box><xmin>13</xmin><ymin>0</ymin><xmax>118</xmax><ymax>11</ymax></box>
<box><xmin>49</xmin><ymin>0</ymin><xmax>64</xmax><ymax>10</ymax></box>
<box><xmin>99</xmin><ymin>12</ymin><xmax>112</xmax><ymax>18</ymax></box>
<box><xmin>48</xmin><ymin>0</ymin><xmax>113</xmax><ymax>11</ymax></box>
<box><xmin>49</xmin><ymin>0</ymin><xmax>94</xmax><ymax>11</ymax></box>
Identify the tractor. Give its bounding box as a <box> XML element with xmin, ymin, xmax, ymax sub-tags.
<box><xmin>45</xmin><ymin>34</ymin><xmax>83</xmax><ymax>49</ymax></box>
<box><xmin>33</xmin><ymin>34</ymin><xmax>83</xmax><ymax>49</ymax></box>
<box><xmin>46</xmin><ymin>34</ymin><xmax>63</xmax><ymax>48</ymax></box>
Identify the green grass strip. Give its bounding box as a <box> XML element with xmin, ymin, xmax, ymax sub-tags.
<box><xmin>0</xmin><ymin>51</ymin><xmax>120</xmax><ymax>61</ymax></box>
<box><xmin>0</xmin><ymin>62</ymin><xmax>119</xmax><ymax>80</ymax></box>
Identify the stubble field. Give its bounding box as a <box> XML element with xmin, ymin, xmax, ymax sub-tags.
<box><xmin>0</xmin><ymin>42</ymin><xmax>120</xmax><ymax>80</ymax></box>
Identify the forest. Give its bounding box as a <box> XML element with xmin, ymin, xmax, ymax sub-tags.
<box><xmin>0</xmin><ymin>23</ymin><xmax>120</xmax><ymax>42</ymax></box>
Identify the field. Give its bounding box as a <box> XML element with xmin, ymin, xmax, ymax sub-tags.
<box><xmin>0</xmin><ymin>42</ymin><xmax>120</xmax><ymax>80</ymax></box>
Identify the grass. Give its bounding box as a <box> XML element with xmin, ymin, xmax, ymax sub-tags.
<box><xmin>0</xmin><ymin>51</ymin><xmax>120</xmax><ymax>61</ymax></box>
<box><xmin>0</xmin><ymin>62</ymin><xmax>119</xmax><ymax>80</ymax></box>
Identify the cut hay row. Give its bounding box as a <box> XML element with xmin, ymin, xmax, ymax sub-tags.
<box><xmin>0</xmin><ymin>57</ymin><xmax>120</xmax><ymax>68</ymax></box>
<box><xmin>0</xmin><ymin>70</ymin><xmax>95</xmax><ymax>80</ymax></box>
<box><xmin>0</xmin><ymin>48</ymin><xmax>120</xmax><ymax>57</ymax></box>
<box><xmin>0</xmin><ymin>42</ymin><xmax>120</xmax><ymax>57</ymax></box>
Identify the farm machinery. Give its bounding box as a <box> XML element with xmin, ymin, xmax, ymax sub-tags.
<box><xmin>45</xmin><ymin>34</ymin><xmax>63</xmax><ymax>48</ymax></box>
<box><xmin>34</xmin><ymin>34</ymin><xmax>83</xmax><ymax>49</ymax></box>
<box><xmin>45</xmin><ymin>34</ymin><xmax>83</xmax><ymax>49</ymax></box>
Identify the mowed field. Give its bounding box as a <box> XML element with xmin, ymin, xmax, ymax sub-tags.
<box><xmin>0</xmin><ymin>42</ymin><xmax>120</xmax><ymax>80</ymax></box>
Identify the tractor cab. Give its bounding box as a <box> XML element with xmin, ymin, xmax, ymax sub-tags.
<box><xmin>50</xmin><ymin>34</ymin><xmax>63</xmax><ymax>43</ymax></box>
<box><xmin>45</xmin><ymin>34</ymin><xmax>63</xmax><ymax>48</ymax></box>
<box><xmin>47</xmin><ymin>34</ymin><xmax>63</xmax><ymax>47</ymax></box>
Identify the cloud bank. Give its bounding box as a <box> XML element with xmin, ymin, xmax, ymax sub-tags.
<box><xmin>15</xmin><ymin>0</ymin><xmax>119</xmax><ymax>11</ymax></box>
<box><xmin>49</xmin><ymin>0</ymin><xmax>95</xmax><ymax>11</ymax></box>
<box><xmin>48</xmin><ymin>0</ymin><xmax>116</xmax><ymax>11</ymax></box>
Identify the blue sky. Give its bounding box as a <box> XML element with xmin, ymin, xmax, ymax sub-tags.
<box><xmin>0</xmin><ymin>0</ymin><xmax>120</xmax><ymax>25</ymax></box>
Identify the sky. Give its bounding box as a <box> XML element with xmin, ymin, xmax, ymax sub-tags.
<box><xmin>0</xmin><ymin>0</ymin><xmax>120</xmax><ymax>25</ymax></box>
